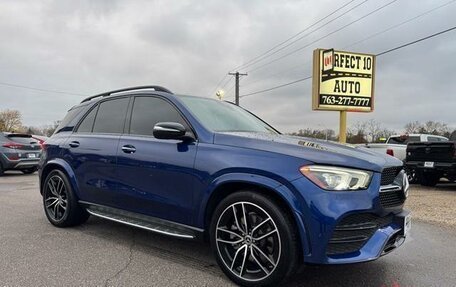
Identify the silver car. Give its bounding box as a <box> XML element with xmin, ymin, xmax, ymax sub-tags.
<box><xmin>0</xmin><ymin>133</ymin><xmax>42</xmax><ymax>175</ymax></box>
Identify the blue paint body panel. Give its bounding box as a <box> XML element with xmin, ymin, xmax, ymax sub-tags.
<box><xmin>39</xmin><ymin>91</ymin><xmax>407</xmax><ymax>265</ymax></box>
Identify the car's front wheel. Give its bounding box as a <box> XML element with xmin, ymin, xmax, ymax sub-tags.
<box><xmin>210</xmin><ymin>191</ymin><xmax>299</xmax><ymax>287</ymax></box>
<box><xmin>42</xmin><ymin>170</ymin><xmax>89</xmax><ymax>227</ymax></box>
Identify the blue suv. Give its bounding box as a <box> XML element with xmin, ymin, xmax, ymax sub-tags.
<box><xmin>39</xmin><ymin>86</ymin><xmax>410</xmax><ymax>286</ymax></box>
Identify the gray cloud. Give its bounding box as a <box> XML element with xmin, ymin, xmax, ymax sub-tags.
<box><xmin>0</xmin><ymin>0</ymin><xmax>455</xmax><ymax>133</ymax></box>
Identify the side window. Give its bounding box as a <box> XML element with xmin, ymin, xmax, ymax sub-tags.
<box><xmin>77</xmin><ymin>105</ymin><xmax>98</xmax><ymax>133</ymax></box>
<box><xmin>129</xmin><ymin>97</ymin><xmax>188</xmax><ymax>136</ymax></box>
<box><xmin>427</xmin><ymin>136</ymin><xmax>441</xmax><ymax>142</ymax></box>
<box><xmin>54</xmin><ymin>106</ymin><xmax>84</xmax><ymax>133</ymax></box>
<box><xmin>92</xmin><ymin>97</ymin><xmax>129</xmax><ymax>134</ymax></box>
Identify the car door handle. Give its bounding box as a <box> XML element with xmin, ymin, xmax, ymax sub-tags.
<box><xmin>122</xmin><ymin>145</ymin><xmax>136</xmax><ymax>154</ymax></box>
<box><xmin>69</xmin><ymin>141</ymin><xmax>80</xmax><ymax>148</ymax></box>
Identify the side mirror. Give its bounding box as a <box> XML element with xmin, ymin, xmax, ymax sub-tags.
<box><xmin>153</xmin><ymin>122</ymin><xmax>188</xmax><ymax>140</ymax></box>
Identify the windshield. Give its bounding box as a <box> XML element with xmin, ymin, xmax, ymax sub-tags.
<box><xmin>180</xmin><ymin>97</ymin><xmax>278</xmax><ymax>134</ymax></box>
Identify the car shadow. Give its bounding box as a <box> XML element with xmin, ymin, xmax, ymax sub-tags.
<box><xmin>1</xmin><ymin>171</ymin><xmax>36</xmax><ymax>177</ymax></box>
<box><xmin>77</xmin><ymin>216</ymin><xmax>394</xmax><ymax>287</ymax></box>
<box><xmin>434</xmin><ymin>182</ymin><xmax>456</xmax><ymax>192</ymax></box>
<box><xmin>410</xmin><ymin>181</ymin><xmax>456</xmax><ymax>192</ymax></box>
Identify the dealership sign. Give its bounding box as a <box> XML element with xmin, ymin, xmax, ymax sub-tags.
<box><xmin>312</xmin><ymin>49</ymin><xmax>376</xmax><ymax>112</ymax></box>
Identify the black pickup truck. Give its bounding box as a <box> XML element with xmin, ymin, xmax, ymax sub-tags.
<box><xmin>405</xmin><ymin>131</ymin><xmax>456</xmax><ymax>186</ymax></box>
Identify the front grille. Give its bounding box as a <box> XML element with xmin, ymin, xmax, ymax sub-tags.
<box><xmin>379</xmin><ymin>189</ymin><xmax>406</xmax><ymax>208</ymax></box>
<box><xmin>326</xmin><ymin>213</ymin><xmax>393</xmax><ymax>255</ymax></box>
<box><xmin>380</xmin><ymin>166</ymin><xmax>402</xmax><ymax>185</ymax></box>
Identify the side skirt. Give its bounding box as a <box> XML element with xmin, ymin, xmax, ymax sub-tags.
<box><xmin>79</xmin><ymin>201</ymin><xmax>203</xmax><ymax>240</ymax></box>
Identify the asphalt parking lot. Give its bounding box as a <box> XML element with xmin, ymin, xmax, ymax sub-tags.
<box><xmin>1</xmin><ymin>173</ymin><xmax>456</xmax><ymax>286</ymax></box>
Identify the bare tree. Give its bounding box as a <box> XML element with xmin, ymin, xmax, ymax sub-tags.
<box><xmin>422</xmin><ymin>121</ymin><xmax>448</xmax><ymax>135</ymax></box>
<box><xmin>405</xmin><ymin>121</ymin><xmax>449</xmax><ymax>136</ymax></box>
<box><xmin>347</xmin><ymin>121</ymin><xmax>367</xmax><ymax>144</ymax></box>
<box><xmin>366</xmin><ymin>119</ymin><xmax>381</xmax><ymax>142</ymax></box>
<box><xmin>0</xmin><ymin>109</ymin><xmax>22</xmax><ymax>132</ymax></box>
<box><xmin>404</xmin><ymin>121</ymin><xmax>421</xmax><ymax>134</ymax></box>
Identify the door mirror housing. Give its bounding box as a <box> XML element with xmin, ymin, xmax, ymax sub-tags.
<box><xmin>153</xmin><ymin>122</ymin><xmax>190</xmax><ymax>140</ymax></box>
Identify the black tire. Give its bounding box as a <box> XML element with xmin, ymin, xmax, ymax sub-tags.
<box><xmin>406</xmin><ymin>169</ymin><xmax>418</xmax><ymax>184</ymax></box>
<box><xmin>210</xmin><ymin>191</ymin><xmax>299</xmax><ymax>287</ymax></box>
<box><xmin>21</xmin><ymin>167</ymin><xmax>38</xmax><ymax>174</ymax></box>
<box><xmin>420</xmin><ymin>173</ymin><xmax>440</xmax><ymax>187</ymax></box>
<box><xmin>0</xmin><ymin>163</ymin><xmax>4</xmax><ymax>176</ymax></box>
<box><xmin>42</xmin><ymin>170</ymin><xmax>89</xmax><ymax>227</ymax></box>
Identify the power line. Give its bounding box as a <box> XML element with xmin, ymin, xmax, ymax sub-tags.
<box><xmin>232</xmin><ymin>0</ymin><xmax>361</xmax><ymax>71</ymax></box>
<box><xmin>242</xmin><ymin>0</ymin><xmax>455</xmax><ymax>88</ymax></box>
<box><xmin>242</xmin><ymin>62</ymin><xmax>307</xmax><ymax>88</ymax></box>
<box><xmin>209</xmin><ymin>74</ymin><xmax>229</xmax><ymax>97</ymax></box>
<box><xmin>247</xmin><ymin>0</ymin><xmax>399</xmax><ymax>73</ymax></box>
<box><xmin>220</xmin><ymin>76</ymin><xmax>234</xmax><ymax>90</ymax></box>
<box><xmin>213</xmin><ymin>0</ymin><xmax>372</xmax><ymax>98</ymax></box>
<box><xmin>344</xmin><ymin>0</ymin><xmax>456</xmax><ymax>50</ymax></box>
<box><xmin>0</xmin><ymin>81</ymin><xmax>87</xmax><ymax>96</ymax></box>
<box><xmin>241</xmin><ymin>25</ymin><xmax>456</xmax><ymax>98</ymax></box>
<box><xmin>240</xmin><ymin>76</ymin><xmax>312</xmax><ymax>98</ymax></box>
<box><xmin>376</xmin><ymin>25</ymin><xmax>456</xmax><ymax>56</ymax></box>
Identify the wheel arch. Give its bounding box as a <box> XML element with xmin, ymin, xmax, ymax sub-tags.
<box><xmin>40</xmin><ymin>159</ymin><xmax>80</xmax><ymax>196</ymax></box>
<box><xmin>200</xmin><ymin>173</ymin><xmax>310</xmax><ymax>258</ymax></box>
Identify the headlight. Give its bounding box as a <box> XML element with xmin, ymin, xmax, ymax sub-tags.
<box><xmin>300</xmin><ymin>165</ymin><xmax>372</xmax><ymax>191</ymax></box>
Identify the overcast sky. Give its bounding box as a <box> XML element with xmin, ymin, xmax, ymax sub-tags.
<box><xmin>0</xmin><ymin>0</ymin><xmax>455</xmax><ymax>133</ymax></box>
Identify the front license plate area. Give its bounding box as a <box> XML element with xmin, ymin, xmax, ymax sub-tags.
<box><xmin>424</xmin><ymin>161</ymin><xmax>434</xmax><ymax>168</ymax></box>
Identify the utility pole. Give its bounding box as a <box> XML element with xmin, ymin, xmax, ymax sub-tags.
<box><xmin>228</xmin><ymin>71</ymin><xmax>247</xmax><ymax>105</ymax></box>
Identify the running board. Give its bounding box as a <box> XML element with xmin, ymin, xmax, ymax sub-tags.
<box><xmin>81</xmin><ymin>202</ymin><xmax>199</xmax><ymax>239</ymax></box>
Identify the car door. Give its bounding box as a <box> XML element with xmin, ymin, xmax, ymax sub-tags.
<box><xmin>116</xmin><ymin>96</ymin><xmax>198</xmax><ymax>225</ymax></box>
<box><xmin>62</xmin><ymin>97</ymin><xmax>130</xmax><ymax>207</ymax></box>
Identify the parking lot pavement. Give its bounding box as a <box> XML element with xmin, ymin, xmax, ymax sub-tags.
<box><xmin>406</xmin><ymin>182</ymin><xmax>456</xmax><ymax>226</ymax></box>
<box><xmin>1</xmin><ymin>173</ymin><xmax>456</xmax><ymax>286</ymax></box>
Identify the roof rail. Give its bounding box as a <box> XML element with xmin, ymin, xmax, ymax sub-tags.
<box><xmin>81</xmin><ymin>85</ymin><xmax>173</xmax><ymax>103</ymax></box>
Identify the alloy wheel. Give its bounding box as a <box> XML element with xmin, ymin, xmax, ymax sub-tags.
<box><xmin>215</xmin><ymin>201</ymin><xmax>281</xmax><ymax>282</ymax></box>
<box><xmin>44</xmin><ymin>175</ymin><xmax>69</xmax><ymax>221</ymax></box>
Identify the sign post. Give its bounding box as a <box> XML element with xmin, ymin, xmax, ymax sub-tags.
<box><xmin>339</xmin><ymin>110</ymin><xmax>347</xmax><ymax>143</ymax></box>
<box><xmin>312</xmin><ymin>49</ymin><xmax>376</xmax><ymax>143</ymax></box>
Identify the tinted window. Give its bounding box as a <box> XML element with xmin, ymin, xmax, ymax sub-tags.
<box><xmin>92</xmin><ymin>98</ymin><xmax>129</xmax><ymax>134</ymax></box>
<box><xmin>388</xmin><ymin>136</ymin><xmax>420</xmax><ymax>145</ymax></box>
<box><xmin>77</xmin><ymin>105</ymin><xmax>98</xmax><ymax>133</ymax></box>
<box><xmin>428</xmin><ymin>136</ymin><xmax>442</xmax><ymax>142</ymax></box>
<box><xmin>7</xmin><ymin>135</ymin><xmax>38</xmax><ymax>144</ymax></box>
<box><xmin>129</xmin><ymin>97</ymin><xmax>188</xmax><ymax>136</ymax></box>
<box><xmin>55</xmin><ymin>105</ymin><xmax>85</xmax><ymax>133</ymax></box>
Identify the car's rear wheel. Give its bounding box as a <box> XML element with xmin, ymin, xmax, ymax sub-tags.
<box><xmin>0</xmin><ymin>163</ymin><xmax>4</xmax><ymax>176</ymax></box>
<box><xmin>43</xmin><ymin>170</ymin><xmax>89</xmax><ymax>227</ymax></box>
<box><xmin>420</xmin><ymin>173</ymin><xmax>440</xmax><ymax>187</ymax></box>
<box><xmin>210</xmin><ymin>191</ymin><xmax>299</xmax><ymax>287</ymax></box>
<box><xmin>21</xmin><ymin>167</ymin><xmax>37</xmax><ymax>174</ymax></box>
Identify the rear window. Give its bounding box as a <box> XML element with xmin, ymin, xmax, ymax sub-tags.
<box><xmin>427</xmin><ymin>136</ymin><xmax>447</xmax><ymax>142</ymax></box>
<box><xmin>388</xmin><ymin>136</ymin><xmax>420</xmax><ymax>145</ymax></box>
<box><xmin>7</xmin><ymin>135</ymin><xmax>38</xmax><ymax>144</ymax></box>
<box><xmin>55</xmin><ymin>105</ymin><xmax>85</xmax><ymax>133</ymax></box>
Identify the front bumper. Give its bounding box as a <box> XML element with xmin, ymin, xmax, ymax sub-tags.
<box><xmin>290</xmin><ymin>172</ymin><xmax>409</xmax><ymax>264</ymax></box>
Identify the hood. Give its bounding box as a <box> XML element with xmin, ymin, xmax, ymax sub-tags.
<box><xmin>213</xmin><ymin>132</ymin><xmax>402</xmax><ymax>172</ymax></box>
